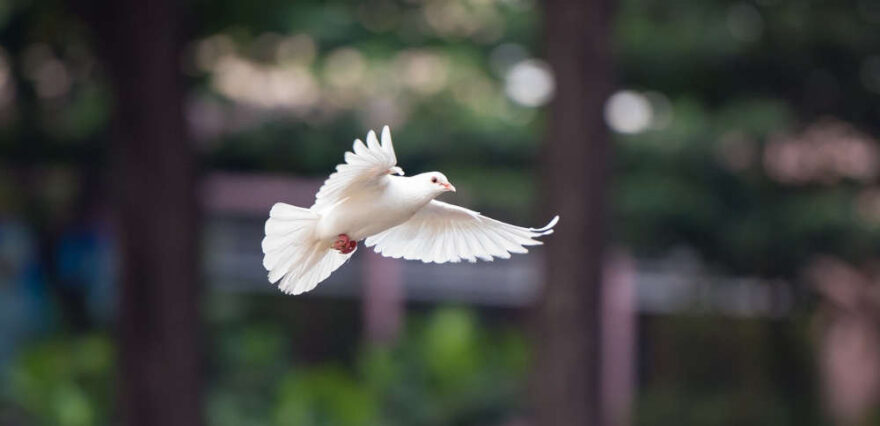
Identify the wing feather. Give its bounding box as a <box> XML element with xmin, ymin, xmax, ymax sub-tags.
<box><xmin>366</xmin><ymin>200</ymin><xmax>558</xmax><ymax>264</ymax></box>
<box><xmin>464</xmin><ymin>222</ymin><xmax>494</xmax><ymax>261</ymax></box>
<box><xmin>312</xmin><ymin>126</ymin><xmax>401</xmax><ymax>213</ymax></box>
<box><xmin>455</xmin><ymin>222</ymin><xmax>478</xmax><ymax>263</ymax></box>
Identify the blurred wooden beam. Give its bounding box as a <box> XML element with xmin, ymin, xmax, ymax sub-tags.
<box><xmin>85</xmin><ymin>0</ymin><xmax>203</xmax><ymax>424</ymax></box>
<box><xmin>533</xmin><ymin>0</ymin><xmax>615</xmax><ymax>424</ymax></box>
<box><xmin>362</xmin><ymin>250</ymin><xmax>403</xmax><ymax>344</ymax></box>
<box><xmin>602</xmin><ymin>251</ymin><xmax>636</xmax><ymax>426</ymax></box>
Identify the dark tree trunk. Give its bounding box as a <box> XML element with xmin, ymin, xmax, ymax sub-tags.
<box><xmin>533</xmin><ymin>0</ymin><xmax>615</xmax><ymax>424</ymax></box>
<box><xmin>85</xmin><ymin>0</ymin><xmax>203</xmax><ymax>425</ymax></box>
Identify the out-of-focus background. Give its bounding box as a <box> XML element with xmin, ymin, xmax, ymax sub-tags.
<box><xmin>2</xmin><ymin>0</ymin><xmax>880</xmax><ymax>425</ymax></box>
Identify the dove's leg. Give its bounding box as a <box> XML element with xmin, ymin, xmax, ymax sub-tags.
<box><xmin>342</xmin><ymin>240</ymin><xmax>357</xmax><ymax>254</ymax></box>
<box><xmin>332</xmin><ymin>234</ymin><xmax>357</xmax><ymax>254</ymax></box>
<box><xmin>331</xmin><ymin>234</ymin><xmax>349</xmax><ymax>251</ymax></box>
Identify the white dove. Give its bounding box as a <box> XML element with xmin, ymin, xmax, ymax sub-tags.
<box><xmin>261</xmin><ymin>126</ymin><xmax>559</xmax><ymax>295</ymax></box>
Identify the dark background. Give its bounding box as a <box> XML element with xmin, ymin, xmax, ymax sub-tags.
<box><xmin>1</xmin><ymin>0</ymin><xmax>880</xmax><ymax>424</ymax></box>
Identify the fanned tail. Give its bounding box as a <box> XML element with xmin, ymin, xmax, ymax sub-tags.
<box><xmin>261</xmin><ymin>202</ymin><xmax>354</xmax><ymax>295</ymax></box>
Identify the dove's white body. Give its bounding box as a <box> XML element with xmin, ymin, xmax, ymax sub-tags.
<box><xmin>262</xmin><ymin>126</ymin><xmax>558</xmax><ymax>295</ymax></box>
<box><xmin>314</xmin><ymin>176</ymin><xmax>428</xmax><ymax>243</ymax></box>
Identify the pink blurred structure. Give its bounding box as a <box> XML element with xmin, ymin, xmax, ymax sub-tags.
<box><xmin>810</xmin><ymin>257</ymin><xmax>880</xmax><ymax>425</ymax></box>
<box><xmin>602</xmin><ymin>250</ymin><xmax>637</xmax><ymax>426</ymax></box>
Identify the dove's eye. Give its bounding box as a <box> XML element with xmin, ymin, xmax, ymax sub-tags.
<box><xmin>431</xmin><ymin>177</ymin><xmax>438</xmax><ymax>183</ymax></box>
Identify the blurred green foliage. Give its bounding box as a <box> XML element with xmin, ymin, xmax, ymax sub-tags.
<box><xmin>4</xmin><ymin>308</ymin><xmax>834</xmax><ymax>426</ymax></box>
<box><xmin>3</xmin><ymin>308</ymin><xmax>526</xmax><ymax>426</ymax></box>
<box><xmin>4</xmin><ymin>334</ymin><xmax>113</xmax><ymax>426</ymax></box>
<box><xmin>208</xmin><ymin>306</ymin><xmax>528</xmax><ymax>426</ymax></box>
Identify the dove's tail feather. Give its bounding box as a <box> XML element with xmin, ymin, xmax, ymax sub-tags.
<box><xmin>261</xmin><ymin>202</ymin><xmax>353</xmax><ymax>295</ymax></box>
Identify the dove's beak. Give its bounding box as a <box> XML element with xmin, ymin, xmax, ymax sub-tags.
<box><xmin>443</xmin><ymin>183</ymin><xmax>456</xmax><ymax>192</ymax></box>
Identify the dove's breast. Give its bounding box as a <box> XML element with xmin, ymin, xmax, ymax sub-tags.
<box><xmin>314</xmin><ymin>182</ymin><xmax>428</xmax><ymax>243</ymax></box>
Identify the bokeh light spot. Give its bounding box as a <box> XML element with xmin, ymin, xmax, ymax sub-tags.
<box><xmin>604</xmin><ymin>90</ymin><xmax>652</xmax><ymax>134</ymax></box>
<box><xmin>504</xmin><ymin>59</ymin><xmax>554</xmax><ymax>107</ymax></box>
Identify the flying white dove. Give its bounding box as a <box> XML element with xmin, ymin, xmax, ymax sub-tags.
<box><xmin>261</xmin><ymin>126</ymin><xmax>559</xmax><ymax>295</ymax></box>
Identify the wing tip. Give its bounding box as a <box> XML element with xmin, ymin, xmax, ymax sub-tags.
<box><xmin>532</xmin><ymin>215</ymin><xmax>559</xmax><ymax>234</ymax></box>
<box><xmin>366</xmin><ymin>129</ymin><xmax>380</xmax><ymax>149</ymax></box>
<box><xmin>380</xmin><ymin>125</ymin><xmax>397</xmax><ymax>159</ymax></box>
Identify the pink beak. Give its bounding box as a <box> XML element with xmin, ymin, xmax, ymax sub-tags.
<box><xmin>443</xmin><ymin>183</ymin><xmax>456</xmax><ymax>192</ymax></box>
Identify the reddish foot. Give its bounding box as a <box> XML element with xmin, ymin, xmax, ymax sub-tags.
<box><xmin>332</xmin><ymin>234</ymin><xmax>357</xmax><ymax>254</ymax></box>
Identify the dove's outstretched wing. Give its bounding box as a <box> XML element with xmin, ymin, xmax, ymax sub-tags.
<box><xmin>311</xmin><ymin>126</ymin><xmax>401</xmax><ymax>213</ymax></box>
<box><xmin>365</xmin><ymin>200</ymin><xmax>558</xmax><ymax>263</ymax></box>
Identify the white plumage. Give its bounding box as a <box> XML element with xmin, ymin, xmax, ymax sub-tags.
<box><xmin>261</xmin><ymin>126</ymin><xmax>559</xmax><ymax>295</ymax></box>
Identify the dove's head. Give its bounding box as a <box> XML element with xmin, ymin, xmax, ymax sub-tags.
<box><xmin>416</xmin><ymin>172</ymin><xmax>456</xmax><ymax>196</ymax></box>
